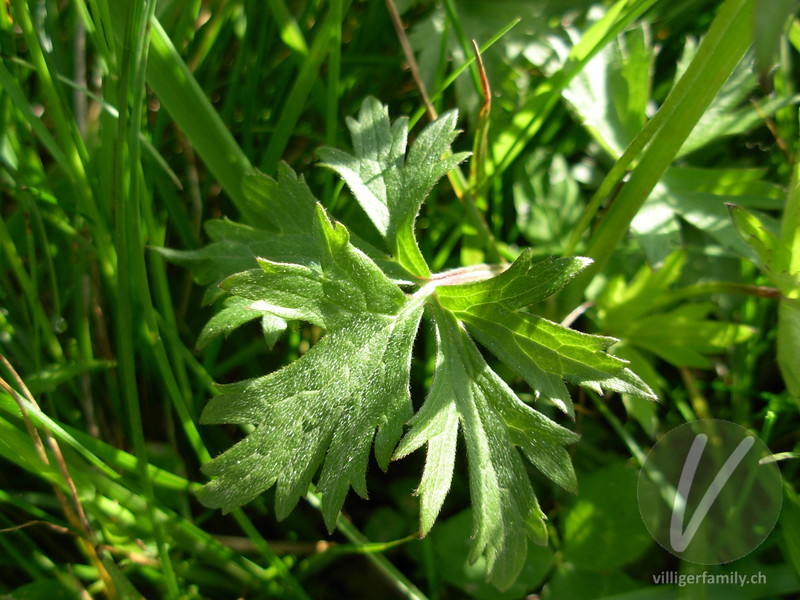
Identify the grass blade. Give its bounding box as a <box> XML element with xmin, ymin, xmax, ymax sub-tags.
<box><xmin>563</xmin><ymin>0</ymin><xmax>755</xmax><ymax>304</ymax></box>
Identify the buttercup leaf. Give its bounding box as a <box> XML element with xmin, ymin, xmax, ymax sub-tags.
<box><xmin>318</xmin><ymin>96</ymin><xmax>469</xmax><ymax>277</ymax></box>
<box><xmin>394</xmin><ymin>304</ymin><xmax>579</xmax><ymax>590</ymax></box>
<box><xmin>176</xmin><ymin>98</ymin><xmax>656</xmax><ymax>589</ymax></box>
<box><xmin>197</xmin><ymin>205</ymin><xmax>428</xmax><ymax>529</ymax></box>
<box><xmin>196</xmin><ymin>296</ymin><xmax>286</xmax><ymax>351</ymax></box>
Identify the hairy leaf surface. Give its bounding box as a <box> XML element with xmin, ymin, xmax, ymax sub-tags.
<box><xmin>318</xmin><ymin>96</ymin><xmax>469</xmax><ymax>276</ymax></box>
<box><xmin>197</xmin><ymin>205</ymin><xmax>427</xmax><ymax>528</ymax></box>
<box><xmin>175</xmin><ymin>98</ymin><xmax>657</xmax><ymax>590</ymax></box>
<box><xmin>394</xmin><ymin>305</ymin><xmax>579</xmax><ymax>589</ymax></box>
<box><xmin>157</xmin><ymin>164</ymin><xmax>320</xmax><ymax>294</ymax></box>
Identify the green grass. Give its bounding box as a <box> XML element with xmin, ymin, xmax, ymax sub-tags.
<box><xmin>1</xmin><ymin>0</ymin><xmax>799</xmax><ymax>598</ymax></box>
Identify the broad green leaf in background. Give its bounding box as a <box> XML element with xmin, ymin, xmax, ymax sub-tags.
<box><xmin>560</xmin><ymin>463</ymin><xmax>651</xmax><ymax>571</ymax></box>
<box><xmin>543</xmin><ymin>564</ymin><xmax>643</xmax><ymax>600</ymax></box>
<box><xmin>594</xmin><ymin>251</ymin><xmax>755</xmax><ymax>369</ymax></box>
<box><xmin>561</xmin><ymin>23</ymin><xmax>653</xmax><ymax>159</ymax></box>
<box><xmin>178</xmin><ymin>98</ymin><xmax>657</xmax><ymax>589</ymax></box>
<box><xmin>730</xmin><ymin>167</ymin><xmax>800</xmax><ymax>400</ymax></box>
<box><xmin>636</xmin><ymin>167</ymin><xmax>784</xmax><ymax>264</ymax></box>
<box><xmin>560</xmin><ymin>13</ymin><xmax>796</xmax><ymax>265</ymax></box>
<box><xmin>430</xmin><ymin>509</ymin><xmax>555</xmax><ymax>600</ymax></box>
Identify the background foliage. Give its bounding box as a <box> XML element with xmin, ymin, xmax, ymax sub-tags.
<box><xmin>0</xmin><ymin>0</ymin><xmax>799</xmax><ymax>598</ymax></box>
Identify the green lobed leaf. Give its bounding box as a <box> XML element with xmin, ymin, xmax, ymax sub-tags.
<box><xmin>220</xmin><ymin>206</ymin><xmax>407</xmax><ymax>329</ymax></box>
<box><xmin>454</xmin><ymin>304</ymin><xmax>655</xmax><ymax>417</ymax></box>
<box><xmin>189</xmin><ymin>98</ymin><xmax>660</xmax><ymax>591</ymax></box>
<box><xmin>155</xmin><ymin>221</ymin><xmax>306</xmax><ymax>292</ymax></box>
<box><xmin>435</xmin><ymin>249</ymin><xmax>592</xmax><ymax>312</ymax></box>
<box><xmin>156</xmin><ymin>163</ymin><xmax>320</xmax><ymax>302</ymax></box>
<box><xmin>196</xmin><ymin>296</ymin><xmax>287</xmax><ymax>351</ymax></box>
<box><xmin>197</xmin><ymin>205</ymin><xmax>428</xmax><ymax>529</ymax></box>
<box><xmin>317</xmin><ymin>98</ymin><xmax>404</xmax><ymax>238</ymax></box>
<box><xmin>434</xmin><ymin>250</ymin><xmax>651</xmax><ymax>420</ymax></box>
<box><xmin>394</xmin><ymin>305</ymin><xmax>579</xmax><ymax>590</ymax></box>
<box><xmin>318</xmin><ymin>96</ymin><xmax>469</xmax><ymax>277</ymax></box>
<box><xmin>240</xmin><ymin>164</ymin><xmax>320</xmax><ymax>232</ymax></box>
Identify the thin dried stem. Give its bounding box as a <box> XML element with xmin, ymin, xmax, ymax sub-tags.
<box><xmin>385</xmin><ymin>0</ymin><xmax>437</xmax><ymax>120</ymax></box>
<box><xmin>0</xmin><ymin>354</ymin><xmax>116</xmax><ymax>598</ymax></box>
<box><xmin>0</xmin><ymin>520</ymin><xmax>74</xmax><ymax>536</ymax></box>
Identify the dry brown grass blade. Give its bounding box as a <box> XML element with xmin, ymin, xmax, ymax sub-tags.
<box><xmin>385</xmin><ymin>0</ymin><xmax>437</xmax><ymax>121</ymax></box>
<box><xmin>0</xmin><ymin>519</ymin><xmax>73</xmax><ymax>535</ymax></box>
<box><xmin>0</xmin><ymin>353</ymin><xmax>117</xmax><ymax>599</ymax></box>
